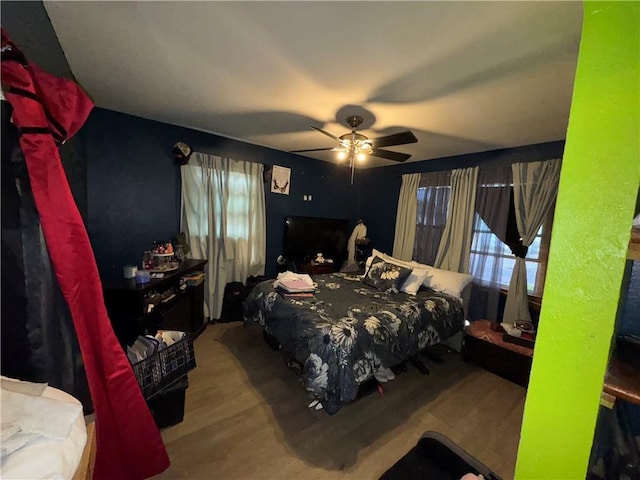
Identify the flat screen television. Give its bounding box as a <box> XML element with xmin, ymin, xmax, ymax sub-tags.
<box><xmin>283</xmin><ymin>216</ymin><xmax>350</xmax><ymax>268</ymax></box>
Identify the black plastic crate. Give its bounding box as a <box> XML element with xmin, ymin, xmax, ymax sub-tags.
<box><xmin>147</xmin><ymin>378</ymin><xmax>188</xmax><ymax>429</ymax></box>
<box><xmin>132</xmin><ymin>333</ymin><xmax>196</xmax><ymax>400</ymax></box>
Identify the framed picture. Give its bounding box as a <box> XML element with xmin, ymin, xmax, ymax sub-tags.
<box><xmin>271</xmin><ymin>165</ymin><xmax>291</xmax><ymax>195</ymax></box>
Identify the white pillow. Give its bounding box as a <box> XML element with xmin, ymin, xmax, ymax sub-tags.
<box><xmin>410</xmin><ymin>260</ymin><xmax>432</xmax><ymax>271</ymax></box>
<box><xmin>422</xmin><ymin>267</ymin><xmax>473</xmax><ymax>299</ymax></box>
<box><xmin>400</xmin><ymin>267</ymin><xmax>431</xmax><ymax>295</ymax></box>
<box><xmin>364</xmin><ymin>249</ymin><xmax>431</xmax><ymax>295</ymax></box>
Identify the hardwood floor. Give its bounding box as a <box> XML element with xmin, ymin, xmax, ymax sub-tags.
<box><xmin>154</xmin><ymin>323</ymin><xmax>526</xmax><ymax>479</ymax></box>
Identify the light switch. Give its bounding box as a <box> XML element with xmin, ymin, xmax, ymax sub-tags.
<box><xmin>303</xmin><ymin>195</ymin><xmax>308</xmax><ymax>201</ymax></box>
<box><xmin>309</xmin><ymin>195</ymin><xmax>313</xmax><ymax>201</ymax></box>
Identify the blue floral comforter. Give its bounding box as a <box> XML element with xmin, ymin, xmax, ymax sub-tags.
<box><xmin>243</xmin><ymin>273</ymin><xmax>464</xmax><ymax>414</ymax></box>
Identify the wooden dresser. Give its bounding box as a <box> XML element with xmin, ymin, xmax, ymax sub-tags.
<box><xmin>103</xmin><ymin>259</ymin><xmax>207</xmax><ymax>346</ymax></box>
<box><xmin>297</xmin><ymin>262</ymin><xmax>335</xmax><ymax>275</ymax></box>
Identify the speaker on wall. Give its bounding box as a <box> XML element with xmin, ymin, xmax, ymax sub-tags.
<box><xmin>172</xmin><ymin>142</ymin><xmax>192</xmax><ymax>165</ymax></box>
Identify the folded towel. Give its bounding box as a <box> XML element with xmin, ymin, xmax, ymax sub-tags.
<box><xmin>272</xmin><ymin>271</ymin><xmax>314</xmax><ymax>289</ymax></box>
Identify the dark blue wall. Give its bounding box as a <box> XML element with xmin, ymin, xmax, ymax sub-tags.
<box><xmin>85</xmin><ymin>108</ymin><xmax>360</xmax><ymax>279</ymax></box>
<box><xmin>85</xmin><ymin>111</ymin><xmax>564</xmax><ymax>280</ymax></box>
<box><xmin>355</xmin><ymin>141</ymin><xmax>566</xmax><ymax>254</ymax></box>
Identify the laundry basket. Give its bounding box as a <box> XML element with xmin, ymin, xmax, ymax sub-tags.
<box><xmin>132</xmin><ymin>332</ymin><xmax>196</xmax><ymax>400</ymax></box>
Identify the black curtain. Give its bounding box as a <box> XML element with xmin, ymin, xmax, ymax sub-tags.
<box><xmin>467</xmin><ymin>166</ymin><xmax>527</xmax><ymax>321</ymax></box>
<box><xmin>1</xmin><ymin>100</ymin><xmax>92</xmax><ymax>412</ymax></box>
<box><xmin>413</xmin><ymin>171</ymin><xmax>452</xmax><ymax>266</ymax></box>
<box><xmin>468</xmin><ymin>165</ymin><xmax>535</xmax><ymax>321</ymax></box>
<box><xmin>473</xmin><ymin>169</ymin><xmax>526</xmax><ymax>259</ymax></box>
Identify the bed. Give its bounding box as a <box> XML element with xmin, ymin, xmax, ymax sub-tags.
<box><xmin>243</xmin><ymin>271</ymin><xmax>466</xmax><ymax>414</ymax></box>
<box><xmin>1</xmin><ymin>376</ymin><xmax>89</xmax><ymax>479</ymax></box>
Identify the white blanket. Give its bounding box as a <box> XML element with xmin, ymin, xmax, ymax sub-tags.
<box><xmin>1</xmin><ymin>376</ymin><xmax>86</xmax><ymax>479</ymax></box>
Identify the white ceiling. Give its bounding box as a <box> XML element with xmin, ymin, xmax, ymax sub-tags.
<box><xmin>45</xmin><ymin>1</ymin><xmax>583</xmax><ymax>168</ymax></box>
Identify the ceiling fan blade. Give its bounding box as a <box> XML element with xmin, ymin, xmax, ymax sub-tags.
<box><xmin>371</xmin><ymin>148</ymin><xmax>412</xmax><ymax>163</ymax></box>
<box><xmin>311</xmin><ymin>126</ymin><xmax>340</xmax><ymax>142</ymax></box>
<box><xmin>371</xmin><ymin>131</ymin><xmax>418</xmax><ymax>148</ymax></box>
<box><xmin>290</xmin><ymin>147</ymin><xmax>335</xmax><ymax>153</ymax></box>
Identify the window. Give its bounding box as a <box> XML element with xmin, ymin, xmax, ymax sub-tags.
<box><xmin>413</xmin><ymin>169</ymin><xmax>555</xmax><ymax>298</ymax></box>
<box><xmin>470</xmin><ymin>194</ymin><xmax>554</xmax><ymax>297</ymax></box>
<box><xmin>181</xmin><ymin>154</ymin><xmax>266</xmax><ymax>319</ymax></box>
<box><xmin>222</xmin><ymin>171</ymin><xmax>251</xmax><ymax>240</ymax></box>
<box><xmin>413</xmin><ymin>171</ymin><xmax>451</xmax><ymax>266</ymax></box>
<box><xmin>183</xmin><ymin>167</ymin><xmax>253</xmax><ymax>241</ymax></box>
<box><xmin>471</xmin><ymin>213</ymin><xmax>546</xmax><ymax>296</ymax></box>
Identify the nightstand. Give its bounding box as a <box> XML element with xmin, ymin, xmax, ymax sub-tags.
<box><xmin>462</xmin><ymin>320</ymin><xmax>534</xmax><ymax>387</ymax></box>
<box><xmin>297</xmin><ymin>262</ymin><xmax>334</xmax><ymax>275</ymax></box>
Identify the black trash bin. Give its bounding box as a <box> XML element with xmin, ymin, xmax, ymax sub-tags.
<box><xmin>146</xmin><ymin>377</ymin><xmax>189</xmax><ymax>429</ymax></box>
<box><xmin>220</xmin><ymin>276</ymin><xmax>268</xmax><ymax>323</ymax></box>
<box><xmin>220</xmin><ymin>281</ymin><xmax>247</xmax><ymax>322</ymax></box>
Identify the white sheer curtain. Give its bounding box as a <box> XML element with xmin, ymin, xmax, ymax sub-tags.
<box><xmin>434</xmin><ymin>167</ymin><xmax>479</xmax><ymax>273</ymax></box>
<box><xmin>503</xmin><ymin>158</ymin><xmax>561</xmax><ymax>323</ymax></box>
<box><xmin>181</xmin><ymin>152</ymin><xmax>266</xmax><ymax>320</ymax></box>
<box><xmin>392</xmin><ymin>173</ymin><xmax>420</xmax><ymax>261</ymax></box>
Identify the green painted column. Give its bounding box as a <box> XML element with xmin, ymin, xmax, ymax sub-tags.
<box><xmin>515</xmin><ymin>2</ymin><xmax>639</xmax><ymax>479</ymax></box>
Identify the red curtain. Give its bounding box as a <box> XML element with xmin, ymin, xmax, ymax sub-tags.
<box><xmin>1</xmin><ymin>30</ymin><xmax>169</xmax><ymax>479</ymax></box>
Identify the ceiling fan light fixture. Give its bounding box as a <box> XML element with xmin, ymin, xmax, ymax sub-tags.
<box><xmin>292</xmin><ymin>116</ymin><xmax>418</xmax><ymax>185</ymax></box>
<box><xmin>359</xmin><ymin>140</ymin><xmax>373</xmax><ymax>152</ymax></box>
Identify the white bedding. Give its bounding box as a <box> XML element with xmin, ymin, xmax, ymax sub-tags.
<box><xmin>1</xmin><ymin>377</ymin><xmax>87</xmax><ymax>480</ymax></box>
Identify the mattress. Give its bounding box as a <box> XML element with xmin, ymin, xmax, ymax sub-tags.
<box><xmin>1</xmin><ymin>377</ymin><xmax>87</xmax><ymax>479</ymax></box>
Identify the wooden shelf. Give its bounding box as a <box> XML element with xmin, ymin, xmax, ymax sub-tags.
<box><xmin>629</xmin><ymin>227</ymin><xmax>640</xmax><ymax>260</ymax></box>
<box><xmin>599</xmin><ymin>230</ymin><xmax>639</xmax><ymax>408</ymax></box>
<box><xmin>603</xmin><ymin>356</ymin><xmax>640</xmax><ymax>406</ymax></box>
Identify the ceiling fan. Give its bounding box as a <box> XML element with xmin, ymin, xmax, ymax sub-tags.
<box><xmin>290</xmin><ymin>115</ymin><xmax>418</xmax><ymax>184</ymax></box>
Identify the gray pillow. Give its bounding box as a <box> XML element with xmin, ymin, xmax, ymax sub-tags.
<box><xmin>363</xmin><ymin>256</ymin><xmax>413</xmax><ymax>293</ymax></box>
